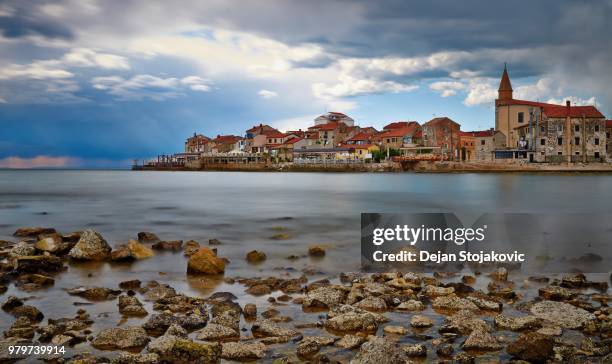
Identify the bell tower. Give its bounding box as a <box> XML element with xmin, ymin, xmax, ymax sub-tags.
<box><xmin>498</xmin><ymin>63</ymin><xmax>513</xmax><ymax>101</ymax></box>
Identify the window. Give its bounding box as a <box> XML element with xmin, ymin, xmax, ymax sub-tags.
<box><xmin>557</xmin><ymin>137</ymin><xmax>563</xmax><ymax>146</ymax></box>
<box><xmin>518</xmin><ymin>112</ymin><xmax>524</xmax><ymax>123</ymax></box>
<box><xmin>481</xmin><ymin>140</ymin><xmax>485</xmax><ymax>145</ymax></box>
<box><xmin>540</xmin><ymin>125</ymin><xmax>545</xmax><ymax>133</ymax></box>
<box><xmin>574</xmin><ymin>137</ymin><xmax>580</xmax><ymax>145</ymax></box>
<box><xmin>595</xmin><ymin>138</ymin><xmax>600</xmax><ymax>145</ymax></box>
<box><xmin>540</xmin><ymin>138</ymin><xmax>546</xmax><ymax>146</ymax></box>
<box><xmin>595</xmin><ymin>152</ymin><xmax>600</xmax><ymax>158</ymax></box>
<box><xmin>595</xmin><ymin>125</ymin><xmax>600</xmax><ymax>132</ymax></box>
<box><xmin>558</xmin><ymin>152</ymin><xmax>563</xmax><ymax>155</ymax></box>
<box><xmin>557</xmin><ymin>124</ymin><xmax>563</xmax><ymax>132</ymax></box>
<box><xmin>575</xmin><ymin>152</ymin><xmax>580</xmax><ymax>155</ymax></box>
<box><xmin>575</xmin><ymin>125</ymin><xmax>580</xmax><ymax>132</ymax></box>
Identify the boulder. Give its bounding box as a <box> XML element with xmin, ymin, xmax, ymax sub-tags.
<box><xmin>10</xmin><ymin>305</ymin><xmax>43</xmax><ymax>322</ymax></box>
<box><xmin>128</xmin><ymin>239</ymin><xmax>154</xmax><ymax>259</ymax></box>
<box><xmin>13</xmin><ymin>227</ymin><xmax>56</xmax><ymax>238</ymax></box>
<box><xmin>251</xmin><ymin>319</ymin><xmax>300</xmax><ymax>339</ymax></box>
<box><xmin>349</xmin><ymin>337</ymin><xmax>407</xmax><ymax>364</ymax></box>
<box><xmin>494</xmin><ymin>314</ymin><xmax>540</xmax><ymax>331</ymax></box>
<box><xmin>11</xmin><ymin>255</ymin><xmax>64</xmax><ymax>274</ymax></box>
<box><xmin>221</xmin><ymin>341</ymin><xmax>266</xmax><ymax>360</ymax></box>
<box><xmin>195</xmin><ymin>323</ymin><xmax>239</xmax><ymax>341</ymax></box>
<box><xmin>246</xmin><ymin>250</ymin><xmax>267</xmax><ymax>263</ymax></box>
<box><xmin>354</xmin><ymin>296</ymin><xmax>387</xmax><ymax>312</ymax></box>
<box><xmin>35</xmin><ymin>234</ymin><xmax>67</xmax><ymax>254</ymax></box>
<box><xmin>302</xmin><ymin>286</ymin><xmax>347</xmax><ymax>309</ymax></box>
<box><xmin>187</xmin><ymin>248</ymin><xmax>225</xmax><ymax>274</ymax></box>
<box><xmin>137</xmin><ymin>232</ymin><xmax>159</xmax><ymax>243</ymax></box>
<box><xmin>506</xmin><ymin>332</ymin><xmax>553</xmax><ymax>363</ymax></box>
<box><xmin>118</xmin><ymin>295</ymin><xmax>147</xmax><ymax>316</ymax></box>
<box><xmin>147</xmin><ymin>334</ymin><xmax>221</xmax><ymax>364</ymax></box>
<box><xmin>432</xmin><ymin>294</ymin><xmax>479</xmax><ymax>312</ymax></box>
<box><xmin>152</xmin><ymin>240</ymin><xmax>183</xmax><ymax>251</ymax></box>
<box><xmin>538</xmin><ymin>285</ymin><xmax>576</xmax><ymax>300</ymax></box>
<box><xmin>441</xmin><ymin>309</ymin><xmax>489</xmax><ymax>335</ymax></box>
<box><xmin>92</xmin><ymin>326</ymin><xmax>149</xmax><ymax>350</ymax></box>
<box><xmin>325</xmin><ymin>305</ymin><xmax>387</xmax><ymax>333</ymax></box>
<box><xmin>462</xmin><ymin>330</ymin><xmax>502</xmax><ymax>351</ymax></box>
<box><xmin>410</xmin><ymin>315</ymin><xmax>433</xmax><ymax>328</ymax></box>
<box><xmin>296</xmin><ymin>336</ymin><xmax>335</xmax><ymax>357</ymax></box>
<box><xmin>68</xmin><ymin>229</ymin><xmax>111</xmax><ymax>261</ymax></box>
<box><xmin>530</xmin><ymin>300</ymin><xmax>595</xmax><ymax>329</ymax></box>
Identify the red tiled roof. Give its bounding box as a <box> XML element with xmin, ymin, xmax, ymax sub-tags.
<box><xmin>378</xmin><ymin>123</ymin><xmax>420</xmax><ymax>138</ymax></box>
<box><xmin>460</xmin><ymin>130</ymin><xmax>496</xmax><ymax>137</ymax></box>
<box><xmin>213</xmin><ymin>135</ymin><xmax>242</xmax><ymax>144</ymax></box>
<box><xmin>606</xmin><ymin>120</ymin><xmax>612</xmax><ymax>128</ymax></box>
<box><xmin>283</xmin><ymin>137</ymin><xmax>303</xmax><ymax>145</ymax></box>
<box><xmin>424</xmin><ymin>117</ymin><xmax>460</xmax><ymax>126</ymax></box>
<box><xmin>263</xmin><ymin>130</ymin><xmax>286</xmax><ymax>138</ymax></box>
<box><xmin>347</xmin><ymin>132</ymin><xmax>371</xmax><ymax>142</ymax></box>
<box><xmin>496</xmin><ymin>99</ymin><xmax>604</xmax><ymax>118</ymax></box>
<box><xmin>360</xmin><ymin>126</ymin><xmax>378</xmax><ymax>134</ymax></box>
<box><xmin>383</xmin><ymin>121</ymin><xmax>418</xmax><ymax>130</ymax></box>
<box><xmin>316</xmin><ymin>122</ymin><xmax>341</xmax><ymax>131</ymax></box>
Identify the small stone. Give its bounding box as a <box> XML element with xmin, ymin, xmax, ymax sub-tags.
<box><xmin>296</xmin><ymin>336</ymin><xmax>335</xmax><ymax>357</ymax></box>
<box><xmin>489</xmin><ymin>267</ymin><xmax>508</xmax><ymax>281</ymax></box>
<box><xmin>308</xmin><ymin>246</ymin><xmax>326</xmax><ymax>257</ymax></box>
<box><xmin>396</xmin><ymin>300</ymin><xmax>424</xmax><ymax>311</ymax></box>
<box><xmin>1</xmin><ymin>296</ymin><xmax>24</xmax><ymax>311</ymax></box>
<box><xmin>208</xmin><ymin>239</ymin><xmax>221</xmax><ymax>245</ymax></box>
<box><xmin>461</xmin><ymin>275</ymin><xmax>476</xmax><ymax>285</ymax></box>
<box><xmin>410</xmin><ymin>315</ymin><xmax>433</xmax><ymax>328</ymax></box>
<box><xmin>245</xmin><ymin>284</ymin><xmax>271</xmax><ymax>296</ymax></box>
<box><xmin>462</xmin><ymin>330</ymin><xmax>502</xmax><ymax>351</ymax></box>
<box><xmin>92</xmin><ymin>326</ymin><xmax>149</xmax><ymax>350</ymax></box>
<box><xmin>383</xmin><ymin>325</ymin><xmax>407</xmax><ymax>335</ymax></box>
<box><xmin>246</xmin><ymin>250</ymin><xmax>267</xmax><ymax>263</ymax></box>
<box><xmin>354</xmin><ymin>296</ymin><xmax>387</xmax><ymax>311</ymax></box>
<box><xmin>423</xmin><ymin>285</ymin><xmax>454</xmax><ymax>297</ymax></box>
<box><xmin>13</xmin><ymin>227</ymin><xmax>56</xmax><ymax>237</ymax></box>
<box><xmin>436</xmin><ymin>343</ymin><xmax>454</xmax><ymax>357</ymax></box>
<box><xmin>506</xmin><ymin>332</ymin><xmax>553</xmax><ymax>363</ymax></box>
<box><xmin>137</xmin><ymin>232</ymin><xmax>159</xmax><ymax>243</ymax></box>
<box><xmin>187</xmin><ymin>247</ymin><xmax>225</xmax><ymax>274</ymax></box>
<box><xmin>183</xmin><ymin>240</ymin><xmax>200</xmax><ymax>256</ymax></box>
<box><xmin>221</xmin><ymin>341</ymin><xmax>266</xmax><ymax>360</ymax></box>
<box><xmin>118</xmin><ymin>279</ymin><xmax>141</xmax><ymax>289</ymax></box>
<box><xmin>432</xmin><ymin>295</ymin><xmax>479</xmax><ymax>312</ymax></box>
<box><xmin>351</xmin><ymin>337</ymin><xmax>408</xmax><ymax>363</ymax></box>
<box><xmin>538</xmin><ymin>285</ymin><xmax>576</xmax><ymax>300</ymax></box>
<box><xmin>494</xmin><ymin>314</ymin><xmax>540</xmax><ymax>331</ymax></box>
<box><xmin>335</xmin><ymin>334</ymin><xmax>365</xmax><ymax>349</ymax></box>
<box><xmin>243</xmin><ymin>303</ymin><xmax>257</xmax><ymax>318</ymax></box>
<box><xmin>152</xmin><ymin>240</ymin><xmax>183</xmax><ymax>251</ymax></box>
<box><xmin>68</xmin><ymin>229</ymin><xmax>112</xmax><ymax>261</ymax></box>
<box><xmin>10</xmin><ymin>305</ymin><xmax>44</xmax><ymax>322</ymax></box>
<box><xmin>403</xmin><ymin>343</ymin><xmax>427</xmax><ymax>357</ymax></box>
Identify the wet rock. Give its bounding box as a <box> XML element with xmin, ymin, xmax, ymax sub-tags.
<box><xmin>441</xmin><ymin>310</ymin><xmax>489</xmax><ymax>335</ymax></box>
<box><xmin>183</xmin><ymin>240</ymin><xmax>200</xmax><ymax>256</ymax></box>
<box><xmin>297</xmin><ymin>336</ymin><xmax>335</xmax><ymax>357</ymax></box>
<box><xmin>462</xmin><ymin>330</ymin><xmax>502</xmax><ymax>351</ymax></box>
<box><xmin>0</xmin><ymin>337</ymin><xmax>30</xmax><ymax>362</ymax></box>
<box><xmin>528</xmin><ymin>275</ymin><xmax>550</xmax><ymax>283</ymax></box>
<box><xmin>4</xmin><ymin>316</ymin><xmax>35</xmax><ymax>339</ymax></box>
<box><xmin>423</xmin><ymin>285</ymin><xmax>454</xmax><ymax>297</ymax></box>
<box><xmin>396</xmin><ymin>300</ymin><xmax>424</xmax><ymax>311</ymax></box>
<box><xmin>270</xmin><ymin>233</ymin><xmax>291</xmax><ymax>240</ymax></box>
<box><xmin>302</xmin><ymin>286</ymin><xmax>347</xmax><ymax>309</ymax></box>
<box><xmin>308</xmin><ymin>246</ymin><xmax>326</xmax><ymax>257</ymax></box>
<box><xmin>118</xmin><ymin>295</ymin><xmax>147</xmax><ymax>316</ymax></box>
<box><xmin>350</xmin><ymin>336</ymin><xmax>407</xmax><ymax>364</ymax></box>
<box><xmin>14</xmin><ymin>227</ymin><xmax>56</xmax><ymax>237</ymax></box>
<box><xmin>536</xmin><ymin>325</ymin><xmax>562</xmax><ymax>336</ymax></box>
<box><xmin>538</xmin><ymin>285</ymin><xmax>576</xmax><ymax>300</ymax></box>
<box><xmin>137</xmin><ymin>231</ymin><xmax>159</xmax><ymax>243</ymax></box>
<box><xmin>354</xmin><ymin>296</ymin><xmax>387</xmax><ymax>312</ymax></box>
<box><xmin>246</xmin><ymin>250</ymin><xmax>267</xmax><ymax>263</ymax></box>
<box><xmin>506</xmin><ymin>332</ymin><xmax>553</xmax><ymax>363</ymax></box>
<box><xmin>221</xmin><ymin>341</ymin><xmax>266</xmax><ymax>360</ymax></box>
<box><xmin>489</xmin><ymin>267</ymin><xmax>508</xmax><ymax>281</ymax></box>
<box><xmin>164</xmin><ymin>324</ymin><xmax>188</xmax><ymax>338</ymax></box>
<box><xmin>1</xmin><ymin>296</ymin><xmax>23</xmax><ymax>311</ymax></box>
<box><xmin>487</xmin><ymin>281</ymin><xmax>516</xmax><ymax>299</ymax></box>
<box><xmin>147</xmin><ymin>334</ymin><xmax>221</xmax><ymax>363</ymax></box>
<box><xmin>494</xmin><ymin>314</ymin><xmax>540</xmax><ymax>331</ymax></box>
<box><xmin>432</xmin><ymin>294</ymin><xmax>479</xmax><ymax>312</ymax></box>
<box><xmin>208</xmin><ymin>238</ymin><xmax>221</xmax><ymax>245</ymax></box>
<box><xmin>152</xmin><ymin>240</ymin><xmax>183</xmax><ymax>251</ymax></box>
<box><xmin>187</xmin><ymin>247</ymin><xmax>225</xmax><ymax>274</ymax></box>
<box><xmin>454</xmin><ymin>351</ymin><xmax>475</xmax><ymax>363</ymax></box>
<box><xmin>119</xmin><ymin>279</ymin><xmax>141</xmax><ymax>290</ymax></box>
<box><xmin>436</xmin><ymin>343</ymin><xmax>454</xmax><ymax>357</ymax></box>
<box><xmin>410</xmin><ymin>315</ymin><xmax>433</xmax><ymax>328</ymax></box>
<box><xmin>530</xmin><ymin>300</ymin><xmax>595</xmax><ymax>329</ymax></box>
<box><xmin>195</xmin><ymin>323</ymin><xmax>239</xmax><ymax>341</ymax></box>
<box><xmin>12</xmin><ymin>255</ymin><xmax>64</xmax><ymax>274</ymax></box>
<box><xmin>68</xmin><ymin>229</ymin><xmax>112</xmax><ymax>261</ymax></box>
<box><xmin>325</xmin><ymin>305</ymin><xmax>386</xmax><ymax>333</ymax></box>
<box><xmin>383</xmin><ymin>325</ymin><xmax>407</xmax><ymax>335</ymax></box>
<box><xmin>92</xmin><ymin>326</ymin><xmax>149</xmax><ymax>350</ymax></box>
<box><xmin>335</xmin><ymin>334</ymin><xmax>365</xmax><ymax>349</ymax></box>
<box><xmin>110</xmin><ymin>353</ymin><xmax>160</xmax><ymax>364</ymax></box>
<box><xmin>245</xmin><ymin>284</ymin><xmax>272</xmax><ymax>296</ymax></box>
<box><xmin>9</xmin><ymin>242</ymin><xmax>36</xmax><ymax>257</ymax></box>
<box><xmin>143</xmin><ymin>310</ymin><xmax>208</xmax><ymax>335</ymax></box>
<box><xmin>10</xmin><ymin>305</ymin><xmax>44</xmax><ymax>322</ymax></box>
<box><xmin>143</xmin><ymin>283</ymin><xmax>176</xmax><ymax>301</ymax></box>
<box><xmin>35</xmin><ymin>234</ymin><xmax>68</xmax><ymax>254</ymax></box>
<box><xmin>461</xmin><ymin>275</ymin><xmax>476</xmax><ymax>285</ymax></box>
<box><xmin>243</xmin><ymin>303</ymin><xmax>257</xmax><ymax>318</ymax></box>
<box><xmin>560</xmin><ymin>273</ymin><xmax>587</xmax><ymax>288</ymax></box>
<box><xmin>111</xmin><ymin>240</ymin><xmax>154</xmax><ymax>261</ymax></box>
<box><xmin>465</xmin><ymin>294</ymin><xmax>502</xmax><ymax>312</ymax></box>
<box><xmin>251</xmin><ymin>319</ymin><xmax>300</xmax><ymax>339</ymax></box>
<box><xmin>403</xmin><ymin>343</ymin><xmax>427</xmax><ymax>357</ymax></box>
<box><xmin>67</xmin><ymin>286</ymin><xmax>121</xmax><ymax>301</ymax></box>
<box><xmin>110</xmin><ymin>245</ymin><xmax>132</xmax><ymax>261</ymax></box>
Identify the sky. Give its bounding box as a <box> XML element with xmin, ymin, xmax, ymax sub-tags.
<box><xmin>1</xmin><ymin>0</ymin><xmax>611</xmax><ymax>168</ymax></box>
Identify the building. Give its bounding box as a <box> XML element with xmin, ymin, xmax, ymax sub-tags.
<box><xmin>422</xmin><ymin>117</ymin><xmax>461</xmax><ymax>160</ymax></box>
<box><xmin>314</xmin><ymin>112</ymin><xmax>354</xmax><ymax>126</ymax></box>
<box><xmin>458</xmin><ymin>132</ymin><xmax>476</xmax><ymax>161</ymax></box>
<box><xmin>376</xmin><ymin>121</ymin><xmax>422</xmax><ymax>150</ymax></box>
<box><xmin>459</xmin><ymin>130</ymin><xmax>506</xmax><ymax>161</ymax></box>
<box><xmin>308</xmin><ymin>121</ymin><xmax>352</xmax><ymax>148</ymax></box>
<box><xmin>270</xmin><ymin>137</ymin><xmax>307</xmax><ymax>162</ymax></box>
<box><xmin>210</xmin><ymin>135</ymin><xmax>243</xmax><ymax>154</ymax></box>
<box><xmin>185</xmin><ymin>133</ymin><xmax>210</xmax><ymax>153</ymax></box>
<box><xmin>494</xmin><ymin>65</ymin><xmax>606</xmax><ymax>163</ymax></box>
<box><xmin>607</xmin><ymin>120</ymin><xmax>612</xmax><ymax>159</ymax></box>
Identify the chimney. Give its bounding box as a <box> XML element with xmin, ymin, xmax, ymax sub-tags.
<box><xmin>566</xmin><ymin>100</ymin><xmax>571</xmax><ymax>115</ymax></box>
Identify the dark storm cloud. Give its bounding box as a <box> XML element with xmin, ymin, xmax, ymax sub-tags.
<box><xmin>0</xmin><ymin>1</ymin><xmax>73</xmax><ymax>40</ymax></box>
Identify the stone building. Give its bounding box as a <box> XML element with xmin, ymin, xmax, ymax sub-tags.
<box><xmin>460</xmin><ymin>130</ymin><xmax>506</xmax><ymax>161</ymax></box>
<box><xmin>422</xmin><ymin>117</ymin><xmax>461</xmax><ymax>160</ymax></box>
<box><xmin>185</xmin><ymin>133</ymin><xmax>210</xmax><ymax>153</ymax></box>
<box><xmin>314</xmin><ymin>111</ymin><xmax>354</xmax><ymax>126</ymax></box>
<box><xmin>606</xmin><ymin>120</ymin><xmax>612</xmax><ymax>160</ymax></box>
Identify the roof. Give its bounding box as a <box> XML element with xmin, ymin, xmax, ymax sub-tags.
<box><xmin>283</xmin><ymin>137</ymin><xmax>303</xmax><ymax>145</ymax></box>
<box><xmin>606</xmin><ymin>120</ymin><xmax>612</xmax><ymax>128</ymax></box>
<box><xmin>498</xmin><ymin>64</ymin><xmax>513</xmax><ymax>92</ymax></box>
<box><xmin>383</xmin><ymin>121</ymin><xmax>418</xmax><ymax>130</ymax></box>
<box><xmin>460</xmin><ymin>130</ymin><xmax>496</xmax><ymax>137</ymax></box>
<box><xmin>347</xmin><ymin>132</ymin><xmax>371</xmax><ymax>142</ymax></box>
<box><xmin>424</xmin><ymin>117</ymin><xmax>460</xmax><ymax>127</ymax></box>
<box><xmin>263</xmin><ymin>130</ymin><xmax>286</xmax><ymax>138</ymax></box>
<box><xmin>378</xmin><ymin>123</ymin><xmax>420</xmax><ymax>138</ymax></box>
<box><xmin>213</xmin><ymin>135</ymin><xmax>242</xmax><ymax>144</ymax></box>
<box><xmin>496</xmin><ymin>99</ymin><xmax>605</xmax><ymax>118</ymax></box>
<box><xmin>246</xmin><ymin>124</ymin><xmax>275</xmax><ymax>133</ymax></box>
<box><xmin>339</xmin><ymin>144</ymin><xmax>375</xmax><ymax>149</ymax></box>
<box><xmin>315</xmin><ymin>122</ymin><xmax>343</xmax><ymax>131</ymax></box>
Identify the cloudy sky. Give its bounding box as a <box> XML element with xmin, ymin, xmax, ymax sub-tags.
<box><xmin>1</xmin><ymin>0</ymin><xmax>611</xmax><ymax>168</ymax></box>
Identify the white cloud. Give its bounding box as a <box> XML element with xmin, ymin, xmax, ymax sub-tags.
<box><xmin>0</xmin><ymin>62</ymin><xmax>73</xmax><ymax>80</ymax></box>
<box><xmin>312</xmin><ymin>73</ymin><xmax>417</xmax><ymax>99</ymax></box>
<box><xmin>0</xmin><ymin>97</ymin><xmax>6</xmax><ymax>103</ymax></box>
<box><xmin>430</xmin><ymin>81</ymin><xmax>465</xmax><ymax>97</ymax></box>
<box><xmin>258</xmin><ymin>89</ymin><xmax>278</xmax><ymax>99</ymax></box>
<box><xmin>463</xmin><ymin>79</ymin><xmax>498</xmax><ymax>106</ymax></box>
<box><xmin>546</xmin><ymin>96</ymin><xmax>598</xmax><ymax>107</ymax></box>
<box><xmin>271</xmin><ymin>114</ymin><xmax>318</xmax><ymax>132</ymax></box>
<box><xmin>92</xmin><ymin>74</ymin><xmax>212</xmax><ymax>100</ymax></box>
<box><xmin>63</xmin><ymin>48</ymin><xmax>130</xmax><ymax>70</ymax></box>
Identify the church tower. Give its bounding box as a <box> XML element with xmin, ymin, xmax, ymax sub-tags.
<box><xmin>498</xmin><ymin>63</ymin><xmax>513</xmax><ymax>101</ymax></box>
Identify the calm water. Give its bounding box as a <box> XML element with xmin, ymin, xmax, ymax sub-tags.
<box><xmin>1</xmin><ymin>170</ymin><xmax>611</xmax><ymax>361</ymax></box>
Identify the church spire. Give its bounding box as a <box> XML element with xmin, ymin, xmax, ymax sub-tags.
<box><xmin>498</xmin><ymin>63</ymin><xmax>513</xmax><ymax>100</ymax></box>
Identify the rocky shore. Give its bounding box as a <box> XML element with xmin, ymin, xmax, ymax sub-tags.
<box><xmin>0</xmin><ymin>227</ymin><xmax>611</xmax><ymax>363</ymax></box>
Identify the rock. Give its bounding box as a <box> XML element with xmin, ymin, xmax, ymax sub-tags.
<box><xmin>15</xmin><ymin>273</ymin><xmax>55</xmax><ymax>290</ymax></box>
<box><xmin>308</xmin><ymin>246</ymin><xmax>326</xmax><ymax>257</ymax></box>
<box><xmin>560</xmin><ymin>273</ymin><xmax>587</xmax><ymax>288</ymax></box>
<box><xmin>118</xmin><ymin>295</ymin><xmax>147</xmax><ymax>316</ymax></box>
<box><xmin>297</xmin><ymin>336</ymin><xmax>335</xmax><ymax>357</ymax></box>
<box><xmin>111</xmin><ymin>353</ymin><xmax>160</xmax><ymax>364</ymax></box>
<box><xmin>251</xmin><ymin>319</ymin><xmax>300</xmax><ymax>339</ymax></box>
<box><xmin>325</xmin><ymin>305</ymin><xmax>386</xmax><ymax>333</ymax></box>
<box><xmin>142</xmin><ymin>311</ymin><xmax>208</xmax><ymax>335</ymax></box>
<box><xmin>243</xmin><ymin>303</ymin><xmax>257</xmax><ymax>318</ymax></box>
<box><xmin>14</xmin><ymin>227</ymin><xmax>56</xmax><ymax>237</ymax></box>
<box><xmin>127</xmin><ymin>239</ymin><xmax>154</xmax><ymax>259</ymax></box>
<box><xmin>410</xmin><ymin>315</ymin><xmax>433</xmax><ymax>328</ymax></box>
<box><xmin>462</xmin><ymin>330</ymin><xmax>502</xmax><ymax>351</ymax></box>
<box><xmin>1</xmin><ymin>296</ymin><xmax>24</xmax><ymax>311</ymax></box>
<box><xmin>302</xmin><ymin>286</ymin><xmax>347</xmax><ymax>309</ymax></box>
<box><xmin>245</xmin><ymin>284</ymin><xmax>271</xmax><ymax>296</ymax></box>
<box><xmin>441</xmin><ymin>310</ymin><xmax>489</xmax><ymax>335</ymax></box>
<box><xmin>4</xmin><ymin>316</ymin><xmax>35</xmax><ymax>339</ymax></box>
<box><xmin>538</xmin><ymin>285</ymin><xmax>576</xmax><ymax>300</ymax></box>
<box><xmin>246</xmin><ymin>250</ymin><xmax>267</xmax><ymax>263</ymax></box>
<box><xmin>143</xmin><ymin>284</ymin><xmax>176</xmax><ymax>301</ymax></box>
<box><xmin>208</xmin><ymin>238</ymin><xmax>221</xmax><ymax>245</ymax></box>
<box><xmin>10</xmin><ymin>305</ymin><xmax>43</xmax><ymax>322</ymax></box>
<box><xmin>137</xmin><ymin>231</ymin><xmax>159</xmax><ymax>243</ymax></box>
<box><xmin>494</xmin><ymin>314</ymin><xmax>540</xmax><ymax>331</ymax></box>
<box><xmin>68</xmin><ymin>229</ymin><xmax>111</xmax><ymax>261</ymax></box>
<box><xmin>354</xmin><ymin>296</ymin><xmax>387</xmax><ymax>311</ymax></box>
<box><xmin>9</xmin><ymin>242</ymin><xmax>36</xmax><ymax>257</ymax></box>
<box><xmin>383</xmin><ymin>325</ymin><xmax>407</xmax><ymax>335</ymax></box>
<box><xmin>396</xmin><ymin>300</ymin><xmax>424</xmax><ymax>311</ymax></box>
<box><xmin>466</xmin><ymin>294</ymin><xmax>502</xmax><ymax>312</ymax></box>
<box><xmin>183</xmin><ymin>240</ymin><xmax>200</xmax><ymax>256</ymax></box>
<box><xmin>530</xmin><ymin>300</ymin><xmax>595</xmax><ymax>329</ymax></box>
<box><xmin>506</xmin><ymin>332</ymin><xmax>553</xmax><ymax>363</ymax></box>
<box><xmin>349</xmin><ymin>336</ymin><xmax>407</xmax><ymax>364</ymax></box>
<box><xmin>335</xmin><ymin>334</ymin><xmax>365</xmax><ymax>349</ymax></box>
<box><xmin>270</xmin><ymin>233</ymin><xmax>291</xmax><ymax>240</ymax></box>
<box><xmin>461</xmin><ymin>275</ymin><xmax>476</xmax><ymax>285</ymax></box>
<box><xmin>110</xmin><ymin>245</ymin><xmax>132</xmax><ymax>261</ymax></box>
<box><xmin>221</xmin><ymin>341</ymin><xmax>266</xmax><ymax>360</ymax></box>
<box><xmin>12</xmin><ymin>255</ymin><xmax>64</xmax><ymax>274</ymax></box>
<box><xmin>536</xmin><ymin>325</ymin><xmax>562</xmax><ymax>336</ymax></box>
<box><xmin>489</xmin><ymin>267</ymin><xmax>508</xmax><ymax>281</ymax></box>
<box><xmin>152</xmin><ymin>240</ymin><xmax>183</xmax><ymax>251</ymax></box>
<box><xmin>195</xmin><ymin>323</ymin><xmax>239</xmax><ymax>341</ymax></box>
<box><xmin>119</xmin><ymin>279</ymin><xmax>141</xmax><ymax>290</ymax></box>
<box><xmin>67</xmin><ymin>286</ymin><xmax>121</xmax><ymax>301</ymax></box>
<box><xmin>187</xmin><ymin>247</ymin><xmax>225</xmax><ymax>274</ymax></box>
<box><xmin>432</xmin><ymin>294</ymin><xmax>479</xmax><ymax>312</ymax></box>
<box><xmin>403</xmin><ymin>343</ymin><xmax>427</xmax><ymax>357</ymax></box>
<box><xmin>454</xmin><ymin>351</ymin><xmax>475</xmax><ymax>363</ymax></box>
<box><xmin>423</xmin><ymin>285</ymin><xmax>454</xmax><ymax>297</ymax></box>
<box><xmin>147</xmin><ymin>334</ymin><xmax>221</xmax><ymax>363</ymax></box>
<box><xmin>92</xmin><ymin>326</ymin><xmax>149</xmax><ymax>350</ymax></box>
<box><xmin>165</xmin><ymin>324</ymin><xmax>188</xmax><ymax>338</ymax></box>
<box><xmin>436</xmin><ymin>343</ymin><xmax>454</xmax><ymax>357</ymax></box>
<box><xmin>35</xmin><ymin>235</ymin><xmax>64</xmax><ymax>253</ymax></box>
<box><xmin>487</xmin><ymin>281</ymin><xmax>516</xmax><ymax>299</ymax></box>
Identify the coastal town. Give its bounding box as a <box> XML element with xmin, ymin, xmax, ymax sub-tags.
<box><xmin>138</xmin><ymin>66</ymin><xmax>612</xmax><ymax>171</ymax></box>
